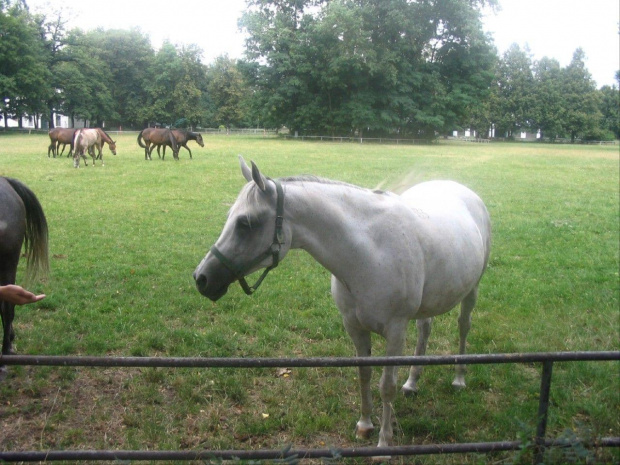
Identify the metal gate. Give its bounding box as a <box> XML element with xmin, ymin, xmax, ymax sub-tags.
<box><xmin>1</xmin><ymin>351</ymin><xmax>618</xmax><ymax>463</ymax></box>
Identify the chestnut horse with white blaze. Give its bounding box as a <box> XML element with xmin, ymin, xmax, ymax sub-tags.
<box><xmin>193</xmin><ymin>157</ymin><xmax>491</xmax><ymax>455</ymax></box>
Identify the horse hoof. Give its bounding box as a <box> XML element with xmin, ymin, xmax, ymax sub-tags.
<box><xmin>401</xmin><ymin>384</ymin><xmax>418</xmax><ymax>397</ymax></box>
<box><xmin>371</xmin><ymin>455</ymin><xmax>392</xmax><ymax>463</ymax></box>
<box><xmin>355</xmin><ymin>422</ymin><xmax>374</xmax><ymax>440</ymax></box>
<box><xmin>451</xmin><ymin>379</ymin><xmax>466</xmax><ymax>389</ymax></box>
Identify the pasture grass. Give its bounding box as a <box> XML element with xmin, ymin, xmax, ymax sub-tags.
<box><xmin>0</xmin><ymin>132</ymin><xmax>618</xmax><ymax>464</ymax></box>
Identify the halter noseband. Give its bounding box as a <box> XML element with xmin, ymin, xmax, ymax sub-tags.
<box><xmin>209</xmin><ymin>179</ymin><xmax>285</xmax><ymax>295</ymax></box>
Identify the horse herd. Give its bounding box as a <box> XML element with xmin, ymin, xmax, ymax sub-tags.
<box><xmin>47</xmin><ymin>128</ymin><xmax>204</xmax><ymax>168</ymax></box>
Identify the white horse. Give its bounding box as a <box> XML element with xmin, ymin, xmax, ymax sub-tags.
<box><xmin>72</xmin><ymin>128</ymin><xmax>102</xmax><ymax>168</ymax></box>
<box><xmin>194</xmin><ymin>157</ymin><xmax>491</xmax><ymax>454</ymax></box>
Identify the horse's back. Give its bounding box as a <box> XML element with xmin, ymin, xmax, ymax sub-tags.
<box><xmin>401</xmin><ymin>180</ymin><xmax>490</xmax><ymax>242</ymax></box>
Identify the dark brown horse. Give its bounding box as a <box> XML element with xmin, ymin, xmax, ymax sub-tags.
<box><xmin>158</xmin><ymin>130</ymin><xmax>204</xmax><ymax>159</ymax></box>
<box><xmin>0</xmin><ymin>177</ymin><xmax>49</xmax><ymax>379</ymax></box>
<box><xmin>48</xmin><ymin>128</ymin><xmax>77</xmax><ymax>158</ymax></box>
<box><xmin>137</xmin><ymin>128</ymin><xmax>178</xmax><ymax>160</ymax></box>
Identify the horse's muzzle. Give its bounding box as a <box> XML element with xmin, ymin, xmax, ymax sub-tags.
<box><xmin>193</xmin><ymin>272</ymin><xmax>228</xmax><ymax>301</ymax></box>
<box><xmin>193</xmin><ymin>258</ymin><xmax>234</xmax><ymax>301</ymax></box>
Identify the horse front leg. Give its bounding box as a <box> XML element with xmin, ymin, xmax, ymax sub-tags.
<box><xmin>402</xmin><ymin>317</ymin><xmax>433</xmax><ymax>395</ymax></box>
<box><xmin>0</xmin><ymin>301</ymin><xmax>16</xmax><ymax>380</ymax></box>
<box><xmin>344</xmin><ymin>324</ymin><xmax>374</xmax><ymax>439</ymax></box>
<box><xmin>377</xmin><ymin>325</ymin><xmax>407</xmax><ymax>450</ymax></box>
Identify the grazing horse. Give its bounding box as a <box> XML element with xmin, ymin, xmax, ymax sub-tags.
<box><xmin>194</xmin><ymin>157</ymin><xmax>491</xmax><ymax>454</ymax></box>
<box><xmin>158</xmin><ymin>130</ymin><xmax>204</xmax><ymax>159</ymax></box>
<box><xmin>137</xmin><ymin>128</ymin><xmax>178</xmax><ymax>160</ymax></box>
<box><xmin>73</xmin><ymin>128</ymin><xmax>103</xmax><ymax>168</ymax></box>
<box><xmin>0</xmin><ymin>177</ymin><xmax>49</xmax><ymax>380</ymax></box>
<box><xmin>93</xmin><ymin>128</ymin><xmax>117</xmax><ymax>160</ymax></box>
<box><xmin>47</xmin><ymin>128</ymin><xmax>77</xmax><ymax>158</ymax></box>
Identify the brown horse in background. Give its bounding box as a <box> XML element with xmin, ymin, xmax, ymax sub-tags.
<box><xmin>0</xmin><ymin>176</ymin><xmax>49</xmax><ymax>380</ymax></box>
<box><xmin>137</xmin><ymin>128</ymin><xmax>178</xmax><ymax>160</ymax></box>
<box><xmin>158</xmin><ymin>130</ymin><xmax>204</xmax><ymax>159</ymax></box>
<box><xmin>48</xmin><ymin>128</ymin><xmax>77</xmax><ymax>158</ymax></box>
<box><xmin>93</xmin><ymin>128</ymin><xmax>117</xmax><ymax>159</ymax></box>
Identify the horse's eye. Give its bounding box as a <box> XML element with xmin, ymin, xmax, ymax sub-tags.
<box><xmin>236</xmin><ymin>216</ymin><xmax>253</xmax><ymax>231</ymax></box>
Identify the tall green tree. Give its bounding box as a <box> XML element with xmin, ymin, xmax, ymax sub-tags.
<box><xmin>490</xmin><ymin>44</ymin><xmax>536</xmax><ymax>138</ymax></box>
<box><xmin>0</xmin><ymin>0</ymin><xmax>51</xmax><ymax>128</ymax></box>
<box><xmin>35</xmin><ymin>6</ymin><xmax>72</xmax><ymax>128</ymax></box>
<box><xmin>171</xmin><ymin>45</ymin><xmax>207</xmax><ymax>128</ymax></box>
<box><xmin>241</xmin><ymin>0</ymin><xmax>496</xmax><ymax>137</ymax></box>
<box><xmin>562</xmin><ymin>48</ymin><xmax>601</xmax><ymax>142</ymax></box>
<box><xmin>598</xmin><ymin>71</ymin><xmax>619</xmax><ymax>139</ymax></box>
<box><xmin>206</xmin><ymin>56</ymin><xmax>248</xmax><ymax>129</ymax></box>
<box><xmin>84</xmin><ymin>28</ymin><xmax>153</xmax><ymax>127</ymax></box>
<box><xmin>142</xmin><ymin>41</ymin><xmax>181</xmax><ymax>126</ymax></box>
<box><xmin>532</xmin><ymin>56</ymin><xmax>564</xmax><ymax>139</ymax></box>
<box><xmin>58</xmin><ymin>29</ymin><xmax>116</xmax><ymax>126</ymax></box>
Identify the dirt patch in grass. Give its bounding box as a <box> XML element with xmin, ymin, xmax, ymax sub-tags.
<box><xmin>1</xmin><ymin>367</ymin><xmax>136</xmax><ymax>451</ymax></box>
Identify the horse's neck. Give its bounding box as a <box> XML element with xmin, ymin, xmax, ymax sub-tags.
<box><xmin>286</xmin><ymin>182</ymin><xmax>385</xmax><ymax>277</ymax></box>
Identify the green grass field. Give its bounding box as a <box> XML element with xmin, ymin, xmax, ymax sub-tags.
<box><xmin>1</xmin><ymin>132</ymin><xmax>618</xmax><ymax>464</ymax></box>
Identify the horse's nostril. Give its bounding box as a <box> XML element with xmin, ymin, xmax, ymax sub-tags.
<box><xmin>194</xmin><ymin>273</ymin><xmax>207</xmax><ymax>287</ymax></box>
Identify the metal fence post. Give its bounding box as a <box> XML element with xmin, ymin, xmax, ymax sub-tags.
<box><xmin>535</xmin><ymin>360</ymin><xmax>554</xmax><ymax>464</ymax></box>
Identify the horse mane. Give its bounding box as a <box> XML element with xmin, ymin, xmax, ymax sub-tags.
<box><xmin>279</xmin><ymin>175</ymin><xmax>386</xmax><ymax>194</ymax></box>
<box><xmin>99</xmin><ymin>128</ymin><xmax>112</xmax><ymax>139</ymax></box>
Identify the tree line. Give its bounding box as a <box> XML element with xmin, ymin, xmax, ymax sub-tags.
<box><xmin>1</xmin><ymin>0</ymin><xmax>618</xmax><ymax>141</ymax></box>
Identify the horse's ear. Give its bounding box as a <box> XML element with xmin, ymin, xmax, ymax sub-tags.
<box><xmin>250</xmin><ymin>161</ymin><xmax>267</xmax><ymax>192</ymax></box>
<box><xmin>239</xmin><ymin>155</ymin><xmax>252</xmax><ymax>182</ymax></box>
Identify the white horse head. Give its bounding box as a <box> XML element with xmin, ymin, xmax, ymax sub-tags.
<box><xmin>194</xmin><ymin>156</ymin><xmax>291</xmax><ymax>300</ymax></box>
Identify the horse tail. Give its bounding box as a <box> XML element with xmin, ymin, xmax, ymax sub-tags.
<box><xmin>74</xmin><ymin>130</ymin><xmax>82</xmax><ymax>152</ymax></box>
<box><xmin>137</xmin><ymin>129</ymin><xmax>146</xmax><ymax>148</ymax></box>
<box><xmin>47</xmin><ymin>131</ymin><xmax>55</xmax><ymax>157</ymax></box>
<box><xmin>4</xmin><ymin>178</ymin><xmax>49</xmax><ymax>285</ymax></box>
<box><xmin>169</xmin><ymin>130</ymin><xmax>178</xmax><ymax>154</ymax></box>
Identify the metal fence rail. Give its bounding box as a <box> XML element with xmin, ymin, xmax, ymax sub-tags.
<box><xmin>1</xmin><ymin>351</ymin><xmax>618</xmax><ymax>463</ymax></box>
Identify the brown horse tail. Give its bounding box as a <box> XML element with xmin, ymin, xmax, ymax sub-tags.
<box><xmin>4</xmin><ymin>178</ymin><xmax>50</xmax><ymax>285</ymax></box>
<box><xmin>137</xmin><ymin>129</ymin><xmax>146</xmax><ymax>148</ymax></box>
<box><xmin>169</xmin><ymin>130</ymin><xmax>178</xmax><ymax>154</ymax></box>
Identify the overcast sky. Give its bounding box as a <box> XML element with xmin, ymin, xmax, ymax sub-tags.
<box><xmin>27</xmin><ymin>0</ymin><xmax>620</xmax><ymax>88</ymax></box>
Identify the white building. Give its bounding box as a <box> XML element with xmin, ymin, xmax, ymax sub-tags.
<box><xmin>1</xmin><ymin>112</ymin><xmax>87</xmax><ymax>129</ymax></box>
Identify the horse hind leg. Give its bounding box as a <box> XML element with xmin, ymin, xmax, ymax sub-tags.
<box><xmin>452</xmin><ymin>287</ymin><xmax>478</xmax><ymax>389</ymax></box>
<box><xmin>402</xmin><ymin>317</ymin><xmax>433</xmax><ymax>396</ymax></box>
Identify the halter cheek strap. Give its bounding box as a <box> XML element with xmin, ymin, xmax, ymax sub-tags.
<box><xmin>210</xmin><ymin>179</ymin><xmax>285</xmax><ymax>295</ymax></box>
